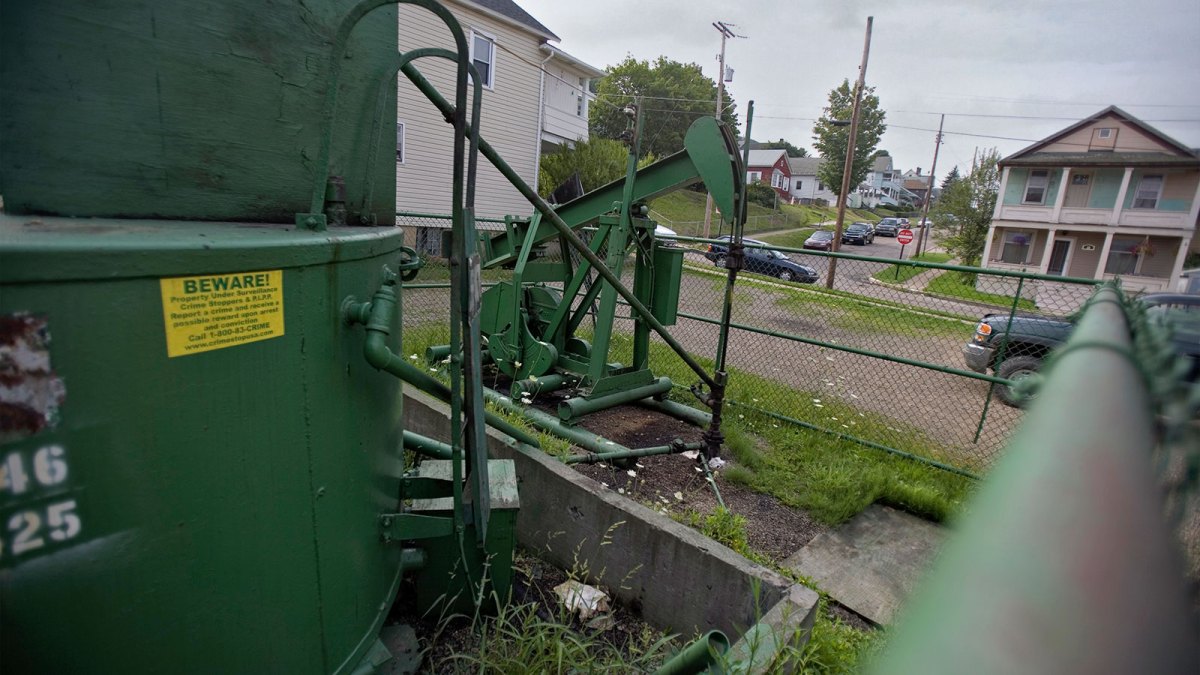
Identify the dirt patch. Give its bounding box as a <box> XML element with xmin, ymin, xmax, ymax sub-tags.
<box><xmin>562</xmin><ymin>403</ymin><xmax>828</xmax><ymax>564</ymax></box>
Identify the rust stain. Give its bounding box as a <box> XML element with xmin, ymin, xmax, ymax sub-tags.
<box><xmin>0</xmin><ymin>313</ymin><xmax>67</xmax><ymax>443</ymax></box>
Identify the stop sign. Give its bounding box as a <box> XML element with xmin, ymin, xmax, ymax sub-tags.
<box><xmin>897</xmin><ymin>229</ymin><xmax>914</xmax><ymax>245</ymax></box>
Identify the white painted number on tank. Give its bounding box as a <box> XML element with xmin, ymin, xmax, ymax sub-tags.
<box><xmin>1</xmin><ymin>445</ymin><xmax>69</xmax><ymax>495</ymax></box>
<box><xmin>2</xmin><ymin>500</ymin><xmax>82</xmax><ymax>558</ymax></box>
<box><xmin>47</xmin><ymin>500</ymin><xmax>81</xmax><ymax>541</ymax></box>
<box><xmin>0</xmin><ymin>445</ymin><xmax>81</xmax><ymax>561</ymax></box>
<box><xmin>1</xmin><ymin>453</ymin><xmax>31</xmax><ymax>495</ymax></box>
<box><xmin>8</xmin><ymin>511</ymin><xmax>45</xmax><ymax>555</ymax></box>
<box><xmin>33</xmin><ymin>445</ymin><xmax>69</xmax><ymax>486</ymax></box>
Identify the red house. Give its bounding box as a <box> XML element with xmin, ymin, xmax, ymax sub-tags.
<box><xmin>745</xmin><ymin>149</ymin><xmax>792</xmax><ymax>201</ymax></box>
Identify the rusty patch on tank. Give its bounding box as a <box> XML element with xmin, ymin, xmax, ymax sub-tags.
<box><xmin>0</xmin><ymin>314</ymin><xmax>66</xmax><ymax>444</ymax></box>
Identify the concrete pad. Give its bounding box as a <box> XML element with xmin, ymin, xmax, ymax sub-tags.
<box><xmin>784</xmin><ymin>504</ymin><xmax>945</xmax><ymax>625</ymax></box>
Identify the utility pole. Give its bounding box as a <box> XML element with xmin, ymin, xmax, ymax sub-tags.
<box><xmin>825</xmin><ymin>16</ymin><xmax>873</xmax><ymax>290</ymax></box>
<box><xmin>914</xmin><ymin>113</ymin><xmax>943</xmax><ymax>257</ymax></box>
<box><xmin>703</xmin><ymin>21</ymin><xmax>739</xmax><ymax>239</ymax></box>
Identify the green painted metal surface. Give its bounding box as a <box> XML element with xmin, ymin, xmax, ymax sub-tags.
<box><xmin>0</xmin><ymin>220</ymin><xmax>410</xmax><ymax>673</ymax></box>
<box><xmin>410</xmin><ymin>460</ymin><xmax>519</xmax><ymax>616</ymax></box>
<box><xmin>0</xmin><ymin>0</ymin><xmax>398</xmax><ymax>224</ymax></box>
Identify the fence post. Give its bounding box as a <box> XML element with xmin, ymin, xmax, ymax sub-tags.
<box><xmin>973</xmin><ymin>276</ymin><xmax>1024</xmax><ymax>443</ymax></box>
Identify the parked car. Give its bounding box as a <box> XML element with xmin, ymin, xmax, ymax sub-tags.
<box><xmin>841</xmin><ymin>222</ymin><xmax>874</xmax><ymax>245</ymax></box>
<box><xmin>875</xmin><ymin>218</ymin><xmax>903</xmax><ymax>237</ymax></box>
<box><xmin>962</xmin><ymin>293</ymin><xmax>1200</xmax><ymax>407</ymax></box>
<box><xmin>655</xmin><ymin>224</ymin><xmax>678</xmax><ymax>239</ymax></box>
<box><xmin>804</xmin><ymin>230</ymin><xmax>834</xmax><ymax>251</ymax></box>
<box><xmin>704</xmin><ymin>237</ymin><xmax>819</xmax><ymax>283</ymax></box>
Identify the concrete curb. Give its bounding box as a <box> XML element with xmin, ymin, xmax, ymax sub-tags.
<box><xmin>403</xmin><ymin>389</ymin><xmax>819</xmax><ymax>656</ymax></box>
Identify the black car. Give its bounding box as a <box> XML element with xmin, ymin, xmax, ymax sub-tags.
<box><xmin>962</xmin><ymin>292</ymin><xmax>1199</xmax><ymax>407</ymax></box>
<box><xmin>704</xmin><ymin>237</ymin><xmax>819</xmax><ymax>283</ymax></box>
<box><xmin>875</xmin><ymin>218</ymin><xmax>903</xmax><ymax>237</ymax></box>
<box><xmin>841</xmin><ymin>223</ymin><xmax>874</xmax><ymax>245</ymax></box>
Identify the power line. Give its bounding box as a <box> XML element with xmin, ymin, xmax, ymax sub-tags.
<box><xmin>922</xmin><ymin>93</ymin><xmax>1200</xmax><ymax>108</ymax></box>
<box><xmin>897</xmin><ymin>110</ymin><xmax>1195</xmax><ymax>121</ymax></box>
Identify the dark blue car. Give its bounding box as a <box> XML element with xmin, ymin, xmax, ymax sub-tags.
<box><xmin>704</xmin><ymin>237</ymin><xmax>819</xmax><ymax>283</ymax></box>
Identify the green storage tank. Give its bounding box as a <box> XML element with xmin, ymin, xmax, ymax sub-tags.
<box><xmin>0</xmin><ymin>0</ymin><xmax>435</xmax><ymax>672</ymax></box>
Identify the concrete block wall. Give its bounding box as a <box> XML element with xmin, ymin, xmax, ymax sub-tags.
<box><xmin>403</xmin><ymin>390</ymin><xmax>817</xmax><ymax>640</ymax></box>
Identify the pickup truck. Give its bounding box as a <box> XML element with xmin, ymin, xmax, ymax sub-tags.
<box><xmin>962</xmin><ymin>293</ymin><xmax>1200</xmax><ymax>407</ymax></box>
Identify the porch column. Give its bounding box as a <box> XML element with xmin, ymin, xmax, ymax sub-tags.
<box><xmin>1037</xmin><ymin>228</ymin><xmax>1059</xmax><ymax>274</ymax></box>
<box><xmin>1110</xmin><ymin>167</ymin><xmax>1134</xmax><ymax>226</ymax></box>
<box><xmin>1095</xmin><ymin>230</ymin><xmax>1117</xmax><ymax>280</ymax></box>
<box><xmin>993</xmin><ymin>167</ymin><xmax>1010</xmax><ymax>220</ymax></box>
<box><xmin>1051</xmin><ymin>169</ymin><xmax>1071</xmax><ymax>223</ymax></box>
<box><xmin>980</xmin><ymin>227</ymin><xmax>998</xmax><ymax>266</ymax></box>
<box><xmin>1170</xmin><ymin>236</ymin><xmax>1193</xmax><ymax>290</ymax></box>
<box><xmin>1186</xmin><ymin>174</ymin><xmax>1200</xmax><ymax>229</ymax></box>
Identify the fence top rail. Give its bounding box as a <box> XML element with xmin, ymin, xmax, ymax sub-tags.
<box><xmin>668</xmin><ymin>234</ymin><xmax>1102</xmax><ymax>286</ymax></box>
<box><xmin>397</xmin><ymin>210</ymin><xmax>508</xmax><ymax>224</ymax></box>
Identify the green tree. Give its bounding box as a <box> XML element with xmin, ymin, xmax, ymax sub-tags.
<box><xmin>930</xmin><ymin>149</ymin><xmax>1001</xmax><ymax>266</ymax></box>
<box><xmin>811</xmin><ymin>80</ymin><xmax>887</xmax><ymax>199</ymax></box>
<box><xmin>940</xmin><ymin>165</ymin><xmax>961</xmax><ymax>192</ymax></box>
<box><xmin>760</xmin><ymin>138</ymin><xmax>807</xmax><ymax>157</ymax></box>
<box><xmin>537</xmin><ymin>137</ymin><xmax>656</xmax><ymax>198</ymax></box>
<box><xmin>590</xmin><ymin>56</ymin><xmax>738</xmax><ymax>160</ymax></box>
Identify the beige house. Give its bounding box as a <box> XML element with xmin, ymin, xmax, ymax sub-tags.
<box><xmin>396</xmin><ymin>0</ymin><xmax>601</xmax><ymax>225</ymax></box>
<box><xmin>983</xmin><ymin>107</ymin><xmax>1199</xmax><ymax>293</ymax></box>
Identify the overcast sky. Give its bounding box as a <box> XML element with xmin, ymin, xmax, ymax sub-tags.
<box><xmin>517</xmin><ymin>0</ymin><xmax>1200</xmax><ymax>177</ymax></box>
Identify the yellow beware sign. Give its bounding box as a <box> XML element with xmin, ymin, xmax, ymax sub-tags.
<box><xmin>160</xmin><ymin>270</ymin><xmax>285</xmax><ymax>357</ymax></box>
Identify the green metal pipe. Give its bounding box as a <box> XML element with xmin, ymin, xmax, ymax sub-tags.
<box><xmin>557</xmin><ymin>376</ymin><xmax>674</xmax><ymax>421</ymax></box>
<box><xmin>636</xmin><ymin>398</ymin><xmax>712</xmax><ymax>428</ymax></box>
<box><xmin>483</xmin><ymin>387</ymin><xmax>644</xmax><ymax>457</ymax></box>
<box><xmin>402</xmin><ymin>430</ymin><xmax>453</xmax><ymax>460</ymax></box>
<box><xmin>671</xmin><ymin>234</ymin><xmax>1100</xmax><ymax>287</ymax></box>
<box><xmin>425</xmin><ymin>344</ymin><xmax>491</xmax><ymax>366</ymax></box>
<box><xmin>399</xmin><ymin>547</ymin><xmax>428</xmax><ymax>573</ymax></box>
<box><xmin>653</xmin><ymin>630</ymin><xmax>730</xmax><ymax>675</ymax></box>
<box><xmin>727</xmin><ymin>400</ymin><xmax>979</xmax><ymax>480</ymax></box>
<box><xmin>396</xmin><ymin>62</ymin><xmax>719</xmax><ymax>393</ymax></box>
<box><xmin>345</xmin><ymin>287</ymin><xmax>541</xmax><ymax>448</ymax></box>
<box><xmin>677</xmin><ymin>311</ymin><xmax>1011</xmax><ymax>386</ymax></box>
<box><xmin>871</xmin><ymin>286</ymin><xmax>1197</xmax><ymax>673</ymax></box>
<box><xmin>563</xmin><ymin>440</ymin><xmax>703</xmax><ymax>465</ymax></box>
<box><xmin>511</xmin><ymin>373</ymin><xmax>577</xmax><ymax>398</ymax></box>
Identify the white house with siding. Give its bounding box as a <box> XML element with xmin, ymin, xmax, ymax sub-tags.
<box><xmin>395</xmin><ymin>0</ymin><xmax>600</xmax><ymax>228</ymax></box>
<box><xmin>983</xmin><ymin>106</ymin><xmax>1199</xmax><ymax>293</ymax></box>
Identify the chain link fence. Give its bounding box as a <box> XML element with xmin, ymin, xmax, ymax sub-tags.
<box><xmin>396</xmin><ymin>213</ymin><xmax>1100</xmax><ymax>474</ymax></box>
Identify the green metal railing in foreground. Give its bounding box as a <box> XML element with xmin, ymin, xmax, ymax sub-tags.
<box><xmin>872</xmin><ymin>286</ymin><xmax>1199</xmax><ymax>673</ymax></box>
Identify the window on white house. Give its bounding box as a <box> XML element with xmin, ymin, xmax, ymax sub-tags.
<box><xmin>576</xmin><ymin>78</ymin><xmax>585</xmax><ymax>117</ymax></box>
<box><xmin>1097</xmin><ymin>128</ymin><xmax>1113</xmax><ymax>139</ymax></box>
<box><xmin>470</xmin><ymin>31</ymin><xmax>495</xmax><ymax>89</ymax></box>
<box><xmin>795</xmin><ymin>179</ymin><xmax>802</xmax><ymax>190</ymax></box>
<box><xmin>1105</xmin><ymin>236</ymin><xmax>1144</xmax><ymax>274</ymax></box>
<box><xmin>999</xmin><ymin>231</ymin><xmax>1033</xmax><ymax>264</ymax></box>
<box><xmin>1132</xmin><ymin>174</ymin><xmax>1163</xmax><ymax>209</ymax></box>
<box><xmin>1023</xmin><ymin>170</ymin><xmax>1049</xmax><ymax>204</ymax></box>
<box><xmin>396</xmin><ymin>122</ymin><xmax>405</xmax><ymax>163</ymax></box>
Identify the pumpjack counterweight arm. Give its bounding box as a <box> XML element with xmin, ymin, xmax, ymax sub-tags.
<box><xmin>479</xmin><ymin>118</ymin><xmax>743</xmax><ymax>268</ymax></box>
<box><xmin>397</xmin><ymin>64</ymin><xmax>735</xmax><ymax>392</ymax></box>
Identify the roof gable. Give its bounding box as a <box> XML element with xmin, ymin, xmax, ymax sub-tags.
<box><xmin>1001</xmin><ymin>106</ymin><xmax>1197</xmax><ymax>166</ymax></box>
<box><xmin>746</xmin><ymin>149</ymin><xmax>787</xmax><ymax>168</ymax></box>
<box><xmin>458</xmin><ymin>0</ymin><xmax>558</xmax><ymax>41</ymax></box>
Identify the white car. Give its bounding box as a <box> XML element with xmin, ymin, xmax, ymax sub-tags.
<box><xmin>655</xmin><ymin>224</ymin><xmax>678</xmax><ymax>238</ymax></box>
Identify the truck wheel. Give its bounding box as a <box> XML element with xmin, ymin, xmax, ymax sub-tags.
<box><xmin>996</xmin><ymin>355</ymin><xmax>1042</xmax><ymax>408</ymax></box>
<box><xmin>715</xmin><ymin>254</ymin><xmax>727</xmax><ymax>268</ymax></box>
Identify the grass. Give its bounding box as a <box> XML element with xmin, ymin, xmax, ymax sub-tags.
<box><xmin>606</xmin><ymin>334</ymin><xmax>976</xmax><ymax>525</ymax></box>
<box><xmin>773</xmin><ymin>284</ymin><xmax>973</xmax><ymax>340</ymax></box>
<box><xmin>758</xmin><ymin>228</ymin><xmax>818</xmax><ymax>249</ymax></box>
<box><xmin>871</xmin><ymin>252</ymin><xmax>954</xmax><ymax>284</ymax></box>
<box><xmin>649</xmin><ymin>191</ymin><xmax>879</xmax><ymax>237</ymax></box>
<box><xmin>925</xmin><ymin>271</ymin><xmax>1038</xmax><ymax>311</ymax></box>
